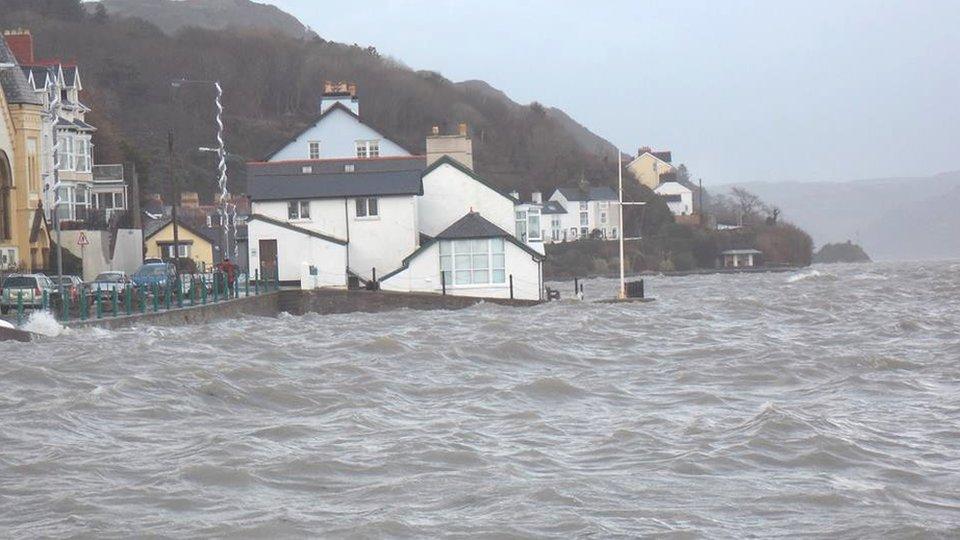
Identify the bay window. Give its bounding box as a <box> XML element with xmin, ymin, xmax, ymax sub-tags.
<box><xmin>527</xmin><ymin>208</ymin><xmax>541</xmax><ymax>241</ymax></box>
<box><xmin>515</xmin><ymin>210</ymin><xmax>527</xmax><ymax>240</ymax></box>
<box><xmin>440</xmin><ymin>238</ymin><xmax>506</xmax><ymax>286</ymax></box>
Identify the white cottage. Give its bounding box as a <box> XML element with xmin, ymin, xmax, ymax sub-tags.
<box><xmin>380</xmin><ymin>211</ymin><xmax>544</xmax><ymax>301</ymax></box>
<box><xmin>546</xmin><ymin>185</ymin><xmax>620</xmax><ymax>242</ymax></box>
<box><xmin>246</xmin><ymin>157</ymin><xmax>425</xmax><ymax>285</ymax></box>
<box><xmin>655</xmin><ymin>178</ymin><xmax>694</xmax><ymax>216</ymax></box>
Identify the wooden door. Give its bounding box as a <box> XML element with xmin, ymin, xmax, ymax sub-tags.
<box><xmin>259</xmin><ymin>239</ymin><xmax>278</xmax><ymax>282</ymax></box>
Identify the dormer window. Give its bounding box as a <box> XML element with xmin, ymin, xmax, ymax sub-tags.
<box><xmin>308</xmin><ymin>141</ymin><xmax>320</xmax><ymax>160</ymax></box>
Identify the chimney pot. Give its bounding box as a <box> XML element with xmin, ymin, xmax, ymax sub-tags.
<box><xmin>431</xmin><ymin>126</ymin><xmax>440</xmax><ymax>135</ymax></box>
<box><xmin>458</xmin><ymin>123</ymin><xmax>467</xmax><ymax>136</ymax></box>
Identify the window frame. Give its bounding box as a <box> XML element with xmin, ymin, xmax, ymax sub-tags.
<box><xmin>308</xmin><ymin>141</ymin><xmax>320</xmax><ymax>160</ymax></box>
<box><xmin>287</xmin><ymin>200</ymin><xmax>310</xmax><ymax>220</ymax></box>
<box><xmin>439</xmin><ymin>238</ymin><xmax>506</xmax><ymax>287</ymax></box>
<box><xmin>355</xmin><ymin>197</ymin><xmax>379</xmax><ymax>219</ymax></box>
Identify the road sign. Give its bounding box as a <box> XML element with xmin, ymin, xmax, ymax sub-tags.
<box><xmin>77</xmin><ymin>231</ymin><xmax>89</xmax><ymax>247</ymax></box>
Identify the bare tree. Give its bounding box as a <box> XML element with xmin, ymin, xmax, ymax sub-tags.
<box><xmin>730</xmin><ymin>187</ymin><xmax>764</xmax><ymax>226</ymax></box>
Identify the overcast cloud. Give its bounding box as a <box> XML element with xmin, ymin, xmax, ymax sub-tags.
<box><xmin>266</xmin><ymin>0</ymin><xmax>959</xmax><ymax>184</ymax></box>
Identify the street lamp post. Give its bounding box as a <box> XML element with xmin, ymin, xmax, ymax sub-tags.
<box><xmin>170</xmin><ymin>79</ymin><xmax>233</xmax><ymax>262</ymax></box>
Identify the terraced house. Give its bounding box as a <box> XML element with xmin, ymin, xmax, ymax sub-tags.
<box><xmin>0</xmin><ymin>34</ymin><xmax>49</xmax><ymax>272</ymax></box>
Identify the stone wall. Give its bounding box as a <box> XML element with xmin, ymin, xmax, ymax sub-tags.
<box><xmin>279</xmin><ymin>288</ymin><xmax>539</xmax><ymax>316</ymax></box>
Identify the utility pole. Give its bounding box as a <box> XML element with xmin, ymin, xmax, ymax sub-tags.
<box><xmin>168</xmin><ymin>130</ymin><xmax>180</xmax><ymax>270</ymax></box>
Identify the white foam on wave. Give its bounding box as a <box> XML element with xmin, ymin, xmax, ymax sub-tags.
<box><xmin>786</xmin><ymin>270</ymin><xmax>836</xmax><ymax>283</ymax></box>
<box><xmin>20</xmin><ymin>310</ymin><xmax>68</xmax><ymax>337</ymax></box>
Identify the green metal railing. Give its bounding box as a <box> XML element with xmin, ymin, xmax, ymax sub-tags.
<box><xmin>5</xmin><ymin>269</ymin><xmax>277</xmax><ymax>327</ymax></box>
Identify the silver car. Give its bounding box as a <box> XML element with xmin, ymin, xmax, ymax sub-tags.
<box><xmin>90</xmin><ymin>271</ymin><xmax>130</xmax><ymax>298</ymax></box>
<box><xmin>1</xmin><ymin>274</ymin><xmax>57</xmax><ymax>314</ymax></box>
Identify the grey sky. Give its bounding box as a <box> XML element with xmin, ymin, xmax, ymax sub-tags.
<box><xmin>266</xmin><ymin>0</ymin><xmax>959</xmax><ymax>184</ymax></box>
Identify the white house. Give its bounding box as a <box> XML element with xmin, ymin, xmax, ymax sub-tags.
<box><xmin>265</xmin><ymin>81</ymin><xmax>412</xmax><ymax>162</ymax></box>
<box><xmin>655</xmin><ymin>178</ymin><xmax>694</xmax><ymax>216</ymax></box>
<box><xmin>249</xmin><ymin>93</ymin><xmax>544</xmax><ymax>300</ymax></box>
<box><xmin>546</xmin><ymin>184</ymin><xmax>620</xmax><ymax>242</ymax></box>
<box><xmin>247</xmin><ymin>156</ymin><xmax>424</xmax><ymax>284</ymax></box>
<box><xmin>380</xmin><ymin>211</ymin><xmax>544</xmax><ymax>301</ymax></box>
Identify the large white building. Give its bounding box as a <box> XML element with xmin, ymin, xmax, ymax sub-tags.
<box><xmin>247</xmin><ymin>84</ymin><xmax>544</xmax><ymax>300</ymax></box>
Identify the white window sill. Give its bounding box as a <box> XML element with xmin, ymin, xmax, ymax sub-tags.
<box><xmin>288</xmin><ymin>218</ymin><xmax>312</xmax><ymax>223</ymax></box>
<box><xmin>445</xmin><ymin>282</ymin><xmax>508</xmax><ymax>289</ymax></box>
<box><xmin>354</xmin><ymin>216</ymin><xmax>380</xmax><ymax>221</ymax></box>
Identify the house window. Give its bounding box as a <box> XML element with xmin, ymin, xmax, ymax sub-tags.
<box><xmin>551</xmin><ymin>218</ymin><xmax>561</xmax><ymax>241</ymax></box>
<box><xmin>301</xmin><ymin>166</ymin><xmax>313</xmax><ymax>174</ymax></box>
<box><xmin>581</xmin><ymin>227</ymin><xmax>588</xmax><ymax>237</ymax></box>
<box><xmin>579</xmin><ymin>201</ymin><xmax>588</xmax><ymax>211</ymax></box>
<box><xmin>308</xmin><ymin>141</ymin><xmax>320</xmax><ymax>160</ymax></box>
<box><xmin>355</xmin><ymin>197</ymin><xmax>378</xmax><ymax>218</ymax></box>
<box><xmin>515</xmin><ymin>210</ymin><xmax>527</xmax><ymax>240</ymax></box>
<box><xmin>287</xmin><ymin>200</ymin><xmax>310</xmax><ymax>220</ymax></box>
<box><xmin>570</xmin><ymin>227</ymin><xmax>578</xmax><ymax>239</ymax></box>
<box><xmin>162</xmin><ymin>243</ymin><xmax>191</xmax><ymax>259</ymax></box>
<box><xmin>355</xmin><ymin>140</ymin><xmax>381</xmax><ymax>159</ymax></box>
<box><xmin>611</xmin><ymin>227</ymin><xmax>618</xmax><ymax>239</ymax></box>
<box><xmin>600</xmin><ymin>211</ymin><xmax>607</xmax><ymax>224</ymax></box>
<box><xmin>580</xmin><ymin>211</ymin><xmax>588</xmax><ymax>227</ymax></box>
<box><xmin>344</xmin><ymin>164</ymin><xmax>355</xmax><ymax>173</ymax></box>
<box><xmin>61</xmin><ymin>135</ymin><xmax>75</xmax><ymax>171</ymax></box>
<box><xmin>440</xmin><ymin>238</ymin><xmax>506</xmax><ymax>286</ymax></box>
<box><xmin>527</xmin><ymin>208</ymin><xmax>541</xmax><ymax>241</ymax></box>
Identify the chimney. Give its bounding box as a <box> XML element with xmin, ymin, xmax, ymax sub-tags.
<box><xmin>425</xmin><ymin>122</ymin><xmax>474</xmax><ymax>170</ymax></box>
<box><xmin>509</xmin><ymin>190</ymin><xmax>520</xmax><ymax>200</ymax></box>
<box><xmin>3</xmin><ymin>29</ymin><xmax>34</xmax><ymax>64</ymax></box>
<box><xmin>319</xmin><ymin>81</ymin><xmax>360</xmax><ymax>116</ymax></box>
<box><xmin>531</xmin><ymin>191</ymin><xmax>542</xmax><ymax>204</ymax></box>
<box><xmin>180</xmin><ymin>191</ymin><xmax>200</xmax><ymax>208</ymax></box>
<box><xmin>638</xmin><ymin>146</ymin><xmax>651</xmax><ymax>157</ymax></box>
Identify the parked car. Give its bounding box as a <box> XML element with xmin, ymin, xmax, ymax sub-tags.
<box><xmin>131</xmin><ymin>262</ymin><xmax>179</xmax><ymax>293</ymax></box>
<box><xmin>54</xmin><ymin>275</ymin><xmax>84</xmax><ymax>302</ymax></box>
<box><xmin>90</xmin><ymin>271</ymin><xmax>130</xmax><ymax>298</ymax></box>
<box><xmin>0</xmin><ymin>273</ymin><xmax>58</xmax><ymax>314</ymax></box>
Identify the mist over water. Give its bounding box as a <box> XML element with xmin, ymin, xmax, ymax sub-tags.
<box><xmin>1</xmin><ymin>261</ymin><xmax>958</xmax><ymax>537</ymax></box>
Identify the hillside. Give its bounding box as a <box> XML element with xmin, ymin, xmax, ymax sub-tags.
<box><xmin>89</xmin><ymin>0</ymin><xmax>317</xmax><ymax>40</ymax></box>
<box><xmin>720</xmin><ymin>171</ymin><xmax>960</xmax><ymax>261</ymax></box>
<box><xmin>1</xmin><ymin>1</ymin><xmax>628</xmax><ymax>212</ymax></box>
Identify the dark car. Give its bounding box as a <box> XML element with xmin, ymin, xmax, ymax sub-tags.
<box><xmin>131</xmin><ymin>262</ymin><xmax>179</xmax><ymax>292</ymax></box>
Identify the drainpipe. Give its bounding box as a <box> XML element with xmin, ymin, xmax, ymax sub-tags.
<box><xmin>343</xmin><ymin>198</ymin><xmax>350</xmax><ymax>273</ymax></box>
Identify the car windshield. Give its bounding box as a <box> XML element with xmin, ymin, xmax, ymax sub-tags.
<box><xmin>58</xmin><ymin>277</ymin><xmax>75</xmax><ymax>285</ymax></box>
<box><xmin>2</xmin><ymin>276</ymin><xmax>37</xmax><ymax>288</ymax></box>
<box><xmin>95</xmin><ymin>273</ymin><xmax>123</xmax><ymax>282</ymax></box>
<box><xmin>136</xmin><ymin>266</ymin><xmax>167</xmax><ymax>277</ymax></box>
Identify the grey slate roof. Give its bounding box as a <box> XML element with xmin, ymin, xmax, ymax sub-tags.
<box><xmin>249</xmin><ymin>155</ymin><xmax>425</xmax><ymax>176</ymax></box>
<box><xmin>248</xmin><ymin>167</ymin><xmax>423</xmax><ymax>201</ymax></box>
<box><xmin>247</xmin><ymin>214</ymin><xmax>347</xmax><ymax>245</ymax></box>
<box><xmin>143</xmin><ymin>217</ymin><xmax>220</xmax><ymax>245</ymax></box>
<box><xmin>0</xmin><ymin>40</ymin><xmax>41</xmax><ymax>106</ymax></box>
<box><xmin>556</xmin><ymin>186</ymin><xmax>618</xmax><ymax>202</ymax></box>
<box><xmin>436</xmin><ymin>211</ymin><xmax>512</xmax><ymax>240</ymax></box>
<box><xmin>62</xmin><ymin>66</ymin><xmax>77</xmax><ymax>87</ymax></box>
<box><xmin>541</xmin><ymin>200</ymin><xmax>567</xmax><ymax>214</ymax></box>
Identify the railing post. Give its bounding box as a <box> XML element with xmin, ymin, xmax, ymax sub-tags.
<box><xmin>509</xmin><ymin>274</ymin><xmax>514</xmax><ymax>300</ymax></box>
<box><xmin>213</xmin><ymin>275</ymin><xmax>219</xmax><ymax>303</ymax></box>
<box><xmin>202</xmin><ymin>277</ymin><xmax>207</xmax><ymax>305</ymax></box>
<box><xmin>112</xmin><ymin>288</ymin><xmax>119</xmax><ymax>317</ymax></box>
<box><xmin>441</xmin><ymin>271</ymin><xmax>446</xmax><ymax>295</ymax></box>
<box><xmin>80</xmin><ymin>290</ymin><xmax>87</xmax><ymax>321</ymax></box>
<box><xmin>574</xmin><ymin>277</ymin><xmax>578</xmax><ymax>296</ymax></box>
<box><xmin>125</xmin><ymin>285</ymin><xmax>132</xmax><ymax>316</ymax></box>
<box><xmin>152</xmin><ymin>284</ymin><xmax>159</xmax><ymax>312</ymax></box>
<box><xmin>244</xmin><ymin>273</ymin><xmax>249</xmax><ymax>297</ymax></box>
<box><xmin>177</xmin><ymin>278</ymin><xmax>183</xmax><ymax>308</ymax></box>
<box><xmin>96</xmin><ymin>293</ymin><xmax>103</xmax><ymax>319</ymax></box>
<box><xmin>42</xmin><ymin>290</ymin><xmax>49</xmax><ymax>312</ymax></box>
<box><xmin>274</xmin><ymin>269</ymin><xmax>279</xmax><ymax>291</ymax></box>
<box><xmin>16</xmin><ymin>291</ymin><xmax>23</xmax><ymax>326</ymax></box>
<box><xmin>254</xmin><ymin>269</ymin><xmax>259</xmax><ymax>296</ymax></box>
<box><xmin>62</xmin><ymin>291</ymin><xmax>69</xmax><ymax>321</ymax></box>
<box><xmin>140</xmin><ymin>286</ymin><xmax>146</xmax><ymax>314</ymax></box>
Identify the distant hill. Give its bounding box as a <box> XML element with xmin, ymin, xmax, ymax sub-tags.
<box><xmin>719</xmin><ymin>171</ymin><xmax>960</xmax><ymax>261</ymax></box>
<box><xmin>89</xmin><ymin>0</ymin><xmax>317</xmax><ymax>40</ymax></box>
<box><xmin>2</xmin><ymin>1</ymin><xmax>626</xmax><ymax>207</ymax></box>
